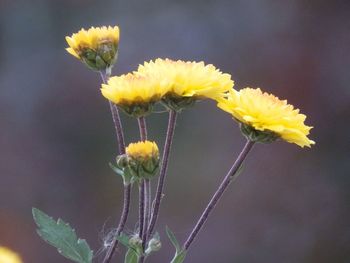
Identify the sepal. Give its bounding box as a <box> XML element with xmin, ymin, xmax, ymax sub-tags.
<box><xmin>240</xmin><ymin>123</ymin><xmax>279</xmax><ymax>143</ymax></box>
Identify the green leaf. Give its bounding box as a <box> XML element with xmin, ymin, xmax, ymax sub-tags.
<box><xmin>166</xmin><ymin>226</ymin><xmax>180</xmax><ymax>252</ymax></box>
<box><xmin>109</xmin><ymin>162</ymin><xmax>124</xmax><ymax>177</ymax></box>
<box><xmin>166</xmin><ymin>227</ymin><xmax>187</xmax><ymax>263</ymax></box>
<box><xmin>32</xmin><ymin>208</ymin><xmax>93</xmax><ymax>263</ymax></box>
<box><xmin>124</xmin><ymin>248</ymin><xmax>139</xmax><ymax>263</ymax></box>
<box><xmin>170</xmin><ymin>250</ymin><xmax>187</xmax><ymax>263</ymax></box>
<box><xmin>116</xmin><ymin>233</ymin><xmax>132</xmax><ymax>249</ymax></box>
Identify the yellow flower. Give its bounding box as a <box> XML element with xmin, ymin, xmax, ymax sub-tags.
<box><xmin>65</xmin><ymin>26</ymin><xmax>120</xmax><ymax>70</ymax></box>
<box><xmin>0</xmin><ymin>247</ymin><xmax>22</xmax><ymax>263</ymax></box>
<box><xmin>101</xmin><ymin>73</ymin><xmax>169</xmax><ymax>117</ymax></box>
<box><xmin>136</xmin><ymin>58</ymin><xmax>234</xmax><ymax>110</ymax></box>
<box><xmin>217</xmin><ymin>88</ymin><xmax>315</xmax><ymax>147</ymax></box>
<box><xmin>126</xmin><ymin>141</ymin><xmax>159</xmax><ymax>161</ymax></box>
<box><xmin>115</xmin><ymin>140</ymin><xmax>160</xmax><ymax>180</ymax></box>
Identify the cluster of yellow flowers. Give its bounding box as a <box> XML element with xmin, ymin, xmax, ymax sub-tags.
<box><xmin>66</xmin><ymin>26</ymin><xmax>314</xmax><ymax>148</ymax></box>
<box><xmin>100</xmin><ymin>58</ymin><xmax>233</xmax><ymax>115</ymax></box>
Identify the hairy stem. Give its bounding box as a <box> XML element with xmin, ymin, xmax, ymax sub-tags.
<box><xmin>108</xmin><ymin>101</ymin><xmax>126</xmax><ymax>155</ymax></box>
<box><xmin>100</xmin><ymin>71</ymin><xmax>126</xmax><ymax>155</ymax></box>
<box><xmin>137</xmin><ymin>117</ymin><xmax>148</xmax><ymax>239</ymax></box>
<box><xmin>137</xmin><ymin>116</ymin><xmax>149</xmax><ymax>263</ymax></box>
<box><xmin>138</xmin><ymin>116</ymin><xmax>148</xmax><ymax>142</ymax></box>
<box><xmin>148</xmin><ymin>110</ymin><xmax>177</xmax><ymax>236</ymax></box>
<box><xmin>103</xmin><ymin>184</ymin><xmax>131</xmax><ymax>263</ymax></box>
<box><xmin>144</xmin><ymin>179</ymin><xmax>151</xmax><ymax>239</ymax></box>
<box><xmin>183</xmin><ymin>139</ymin><xmax>255</xmax><ymax>251</ymax></box>
<box><xmin>100</xmin><ymin>71</ymin><xmax>130</xmax><ymax>263</ymax></box>
<box><xmin>139</xmin><ymin>180</ymin><xmax>146</xmax><ymax>239</ymax></box>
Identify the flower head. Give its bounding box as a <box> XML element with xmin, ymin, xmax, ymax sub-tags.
<box><xmin>217</xmin><ymin>88</ymin><xmax>315</xmax><ymax>147</ymax></box>
<box><xmin>136</xmin><ymin>58</ymin><xmax>234</xmax><ymax>111</ymax></box>
<box><xmin>101</xmin><ymin>73</ymin><xmax>169</xmax><ymax>117</ymax></box>
<box><xmin>126</xmin><ymin>141</ymin><xmax>159</xmax><ymax>161</ymax></box>
<box><xmin>116</xmin><ymin>141</ymin><xmax>160</xmax><ymax>181</ymax></box>
<box><xmin>0</xmin><ymin>247</ymin><xmax>22</xmax><ymax>263</ymax></box>
<box><xmin>65</xmin><ymin>26</ymin><xmax>120</xmax><ymax>70</ymax></box>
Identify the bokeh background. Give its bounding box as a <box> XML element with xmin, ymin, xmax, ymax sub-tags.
<box><xmin>0</xmin><ymin>0</ymin><xmax>349</xmax><ymax>262</ymax></box>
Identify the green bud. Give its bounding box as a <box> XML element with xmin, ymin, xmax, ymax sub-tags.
<box><xmin>129</xmin><ymin>235</ymin><xmax>142</xmax><ymax>248</ymax></box>
<box><xmin>79</xmin><ymin>42</ymin><xmax>118</xmax><ymax>71</ymax></box>
<box><xmin>145</xmin><ymin>238</ymin><xmax>162</xmax><ymax>255</ymax></box>
<box><xmin>114</xmin><ymin>154</ymin><xmax>135</xmax><ymax>185</ymax></box>
<box><xmin>126</xmin><ymin>157</ymin><xmax>159</xmax><ymax>180</ymax></box>
<box><xmin>116</xmin><ymin>154</ymin><xmax>129</xmax><ymax>168</ymax></box>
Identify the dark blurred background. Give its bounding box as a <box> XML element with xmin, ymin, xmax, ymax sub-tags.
<box><xmin>0</xmin><ymin>0</ymin><xmax>349</xmax><ymax>262</ymax></box>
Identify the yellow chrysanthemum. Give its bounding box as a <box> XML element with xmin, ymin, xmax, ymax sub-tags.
<box><xmin>217</xmin><ymin>88</ymin><xmax>315</xmax><ymax>147</ymax></box>
<box><xmin>136</xmin><ymin>58</ymin><xmax>234</xmax><ymax>109</ymax></box>
<box><xmin>101</xmin><ymin>73</ymin><xmax>169</xmax><ymax>117</ymax></box>
<box><xmin>65</xmin><ymin>26</ymin><xmax>120</xmax><ymax>70</ymax></box>
<box><xmin>0</xmin><ymin>247</ymin><xmax>22</xmax><ymax>263</ymax></box>
<box><xmin>126</xmin><ymin>141</ymin><xmax>159</xmax><ymax>161</ymax></box>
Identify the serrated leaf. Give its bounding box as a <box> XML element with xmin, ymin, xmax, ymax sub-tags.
<box><xmin>170</xmin><ymin>250</ymin><xmax>187</xmax><ymax>263</ymax></box>
<box><xmin>32</xmin><ymin>208</ymin><xmax>93</xmax><ymax>263</ymax></box>
<box><xmin>166</xmin><ymin>226</ymin><xmax>180</xmax><ymax>252</ymax></box>
<box><xmin>124</xmin><ymin>248</ymin><xmax>139</xmax><ymax>263</ymax></box>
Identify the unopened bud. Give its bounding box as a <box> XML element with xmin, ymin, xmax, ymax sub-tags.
<box><xmin>145</xmin><ymin>238</ymin><xmax>162</xmax><ymax>254</ymax></box>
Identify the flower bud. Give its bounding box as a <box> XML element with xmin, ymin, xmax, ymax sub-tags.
<box><xmin>145</xmin><ymin>237</ymin><xmax>162</xmax><ymax>255</ymax></box>
<box><xmin>116</xmin><ymin>154</ymin><xmax>129</xmax><ymax>168</ymax></box>
<box><xmin>66</xmin><ymin>26</ymin><xmax>120</xmax><ymax>71</ymax></box>
<box><xmin>129</xmin><ymin>235</ymin><xmax>142</xmax><ymax>248</ymax></box>
<box><xmin>125</xmin><ymin>141</ymin><xmax>160</xmax><ymax>180</ymax></box>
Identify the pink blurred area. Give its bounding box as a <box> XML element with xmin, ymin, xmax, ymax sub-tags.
<box><xmin>0</xmin><ymin>0</ymin><xmax>349</xmax><ymax>262</ymax></box>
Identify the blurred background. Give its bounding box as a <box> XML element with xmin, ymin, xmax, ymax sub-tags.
<box><xmin>0</xmin><ymin>0</ymin><xmax>349</xmax><ymax>262</ymax></box>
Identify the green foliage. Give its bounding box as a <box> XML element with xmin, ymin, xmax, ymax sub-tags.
<box><xmin>32</xmin><ymin>208</ymin><xmax>93</xmax><ymax>263</ymax></box>
<box><xmin>166</xmin><ymin>226</ymin><xmax>181</xmax><ymax>252</ymax></box>
<box><xmin>110</xmin><ymin>161</ymin><xmax>137</xmax><ymax>185</ymax></box>
<box><xmin>116</xmin><ymin>234</ymin><xmax>142</xmax><ymax>263</ymax></box>
<box><xmin>124</xmin><ymin>248</ymin><xmax>139</xmax><ymax>263</ymax></box>
<box><xmin>166</xmin><ymin>226</ymin><xmax>187</xmax><ymax>263</ymax></box>
<box><xmin>109</xmin><ymin>162</ymin><xmax>124</xmax><ymax>177</ymax></box>
<box><xmin>170</xmin><ymin>250</ymin><xmax>187</xmax><ymax>263</ymax></box>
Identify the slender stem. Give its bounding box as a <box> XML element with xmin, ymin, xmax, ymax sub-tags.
<box><xmin>148</xmin><ymin>110</ymin><xmax>177</xmax><ymax>236</ymax></box>
<box><xmin>138</xmin><ymin>116</ymin><xmax>148</xmax><ymax>142</ymax></box>
<box><xmin>100</xmin><ymin>71</ymin><xmax>130</xmax><ymax>263</ymax></box>
<box><xmin>141</xmin><ymin>179</ymin><xmax>151</xmax><ymax>256</ymax></box>
<box><xmin>100</xmin><ymin>71</ymin><xmax>126</xmax><ymax>155</ymax></box>
<box><xmin>137</xmin><ymin>117</ymin><xmax>148</xmax><ymax>237</ymax></box>
<box><xmin>183</xmin><ymin>139</ymin><xmax>255</xmax><ymax>251</ymax></box>
<box><xmin>109</xmin><ymin>101</ymin><xmax>126</xmax><ymax>155</ymax></box>
<box><xmin>137</xmin><ymin>116</ymin><xmax>149</xmax><ymax>263</ymax></box>
<box><xmin>103</xmin><ymin>184</ymin><xmax>131</xmax><ymax>263</ymax></box>
<box><xmin>139</xmin><ymin>180</ymin><xmax>146</xmax><ymax>239</ymax></box>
